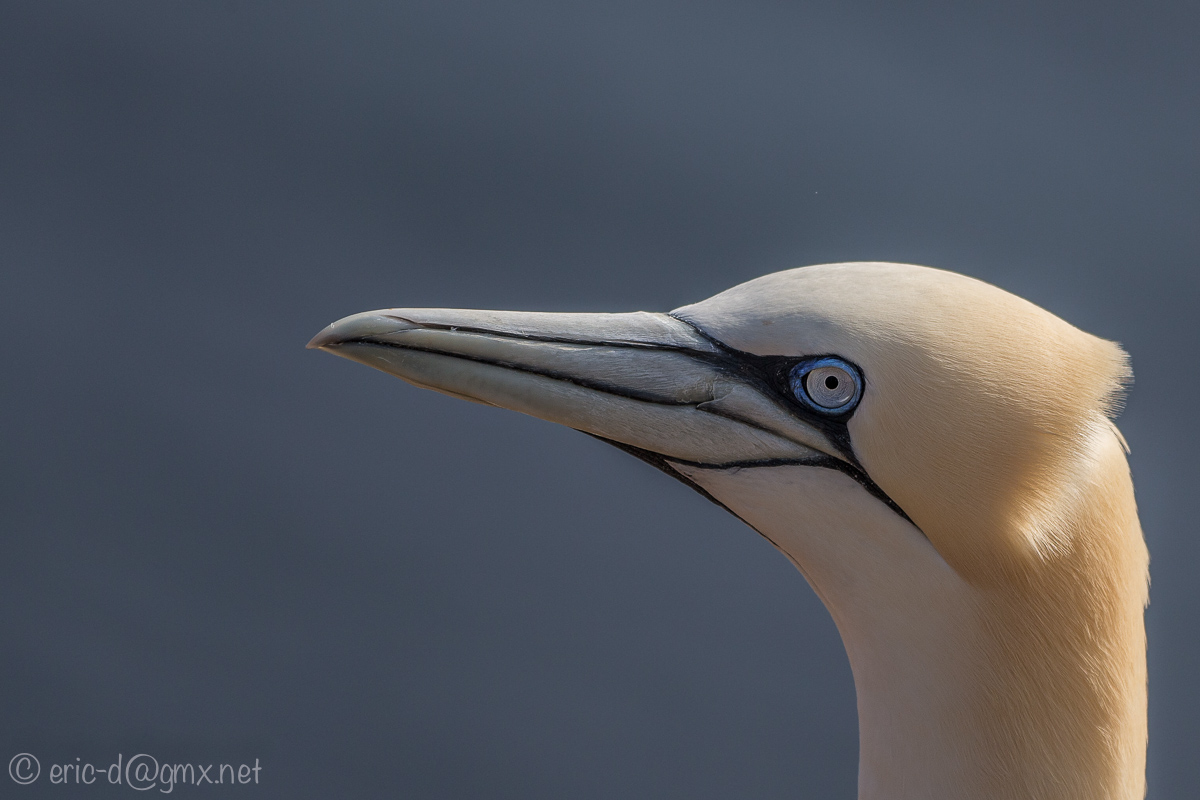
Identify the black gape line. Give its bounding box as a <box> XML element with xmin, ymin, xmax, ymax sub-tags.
<box><xmin>584</xmin><ymin>435</ymin><xmax>913</xmax><ymax>527</ymax></box>
<box><xmin>349</xmin><ymin>313</ymin><xmax>915</xmax><ymax>527</ymax></box>
<box><xmin>583</xmin><ymin>433</ymin><xmax>912</xmax><ymax>559</ymax></box>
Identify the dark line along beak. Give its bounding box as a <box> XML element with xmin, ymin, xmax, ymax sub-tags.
<box><xmin>308</xmin><ymin>308</ymin><xmax>910</xmax><ymax>521</ymax></box>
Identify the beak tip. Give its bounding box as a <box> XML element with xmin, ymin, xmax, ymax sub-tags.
<box><xmin>308</xmin><ymin>312</ymin><xmax>417</xmax><ymax>351</ymax></box>
<box><xmin>307</xmin><ymin>326</ymin><xmax>341</xmax><ymax>350</ymax></box>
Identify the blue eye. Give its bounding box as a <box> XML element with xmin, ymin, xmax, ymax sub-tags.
<box><xmin>789</xmin><ymin>357</ymin><xmax>862</xmax><ymax>414</ymax></box>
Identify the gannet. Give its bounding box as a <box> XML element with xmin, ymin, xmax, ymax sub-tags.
<box><xmin>308</xmin><ymin>262</ymin><xmax>1147</xmax><ymax>800</ymax></box>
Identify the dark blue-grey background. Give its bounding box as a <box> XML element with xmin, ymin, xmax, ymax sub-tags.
<box><xmin>2</xmin><ymin>2</ymin><xmax>1195</xmax><ymax>797</ymax></box>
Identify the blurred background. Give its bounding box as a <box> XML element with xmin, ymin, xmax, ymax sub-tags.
<box><xmin>1</xmin><ymin>2</ymin><xmax>1195</xmax><ymax>797</ymax></box>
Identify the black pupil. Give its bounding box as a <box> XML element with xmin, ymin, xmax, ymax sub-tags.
<box><xmin>824</xmin><ymin>375</ymin><xmax>839</xmax><ymax>390</ymax></box>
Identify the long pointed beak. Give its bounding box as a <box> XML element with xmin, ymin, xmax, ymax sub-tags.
<box><xmin>308</xmin><ymin>308</ymin><xmax>843</xmax><ymax>468</ymax></box>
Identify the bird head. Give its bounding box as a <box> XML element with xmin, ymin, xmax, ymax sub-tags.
<box><xmin>308</xmin><ymin>262</ymin><xmax>1131</xmax><ymax>586</ymax></box>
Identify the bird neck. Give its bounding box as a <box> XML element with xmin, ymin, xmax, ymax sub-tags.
<box><xmin>843</xmin><ymin>434</ymin><xmax>1147</xmax><ymax>800</ymax></box>
<box><xmin>844</xmin><ymin>547</ymin><xmax>1148</xmax><ymax>800</ymax></box>
<box><xmin>677</xmin><ymin>435</ymin><xmax>1147</xmax><ymax>800</ymax></box>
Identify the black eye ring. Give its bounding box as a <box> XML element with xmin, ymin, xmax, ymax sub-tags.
<box><xmin>788</xmin><ymin>357</ymin><xmax>863</xmax><ymax>415</ymax></box>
